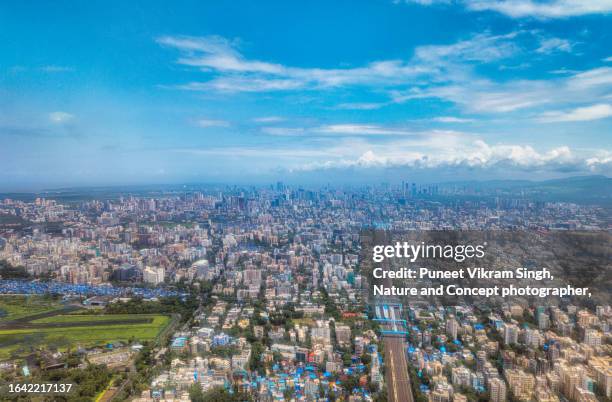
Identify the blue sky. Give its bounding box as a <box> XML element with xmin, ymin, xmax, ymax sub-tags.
<box><xmin>1</xmin><ymin>0</ymin><xmax>612</xmax><ymax>189</ymax></box>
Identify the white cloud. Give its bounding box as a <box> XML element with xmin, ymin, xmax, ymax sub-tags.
<box><xmin>414</xmin><ymin>32</ymin><xmax>521</xmax><ymax>64</ymax></box>
<box><xmin>586</xmin><ymin>150</ymin><xmax>612</xmax><ymax>169</ymax></box>
<box><xmin>194</xmin><ymin>119</ymin><xmax>230</xmax><ymax>128</ymax></box>
<box><xmin>393</xmin><ymin>67</ymin><xmax>612</xmax><ymax>113</ymax></box>
<box><xmin>402</xmin><ymin>0</ymin><xmax>612</xmax><ymax>19</ymax></box>
<box><xmin>179</xmin><ymin>78</ymin><xmax>304</xmax><ymax>93</ymax></box>
<box><xmin>159</xmin><ymin>35</ymin><xmax>424</xmax><ymax>92</ymax></box>
<box><xmin>317</xmin><ymin>124</ymin><xmax>415</xmax><ymax>136</ymax></box>
<box><xmin>536</xmin><ymin>37</ymin><xmax>574</xmax><ymax>54</ymax></box>
<box><xmin>286</xmin><ymin>132</ymin><xmax>590</xmax><ymax>172</ymax></box>
<box><xmin>604</xmin><ymin>56</ymin><xmax>612</xmax><ymax>62</ymax></box>
<box><xmin>403</xmin><ymin>0</ymin><xmax>451</xmax><ymax>4</ymax></box>
<box><xmin>159</xmin><ymin>33</ymin><xmax>612</xmax><ymax>125</ymax></box>
<box><xmin>549</xmin><ymin>68</ymin><xmax>580</xmax><ymax>74</ymax></box>
<box><xmin>296</xmin><ymin>140</ymin><xmax>588</xmax><ymax>172</ymax></box>
<box><xmin>253</xmin><ymin>116</ymin><xmax>285</xmax><ymax>123</ymax></box>
<box><xmin>172</xmin><ymin>124</ymin><xmax>611</xmax><ymax>174</ymax></box>
<box><xmin>261</xmin><ymin>127</ymin><xmax>305</xmax><ymax>136</ymax></box>
<box><xmin>537</xmin><ymin>103</ymin><xmax>612</xmax><ymax>122</ymax></box>
<box><xmin>159</xmin><ymin>31</ymin><xmax>608</xmax><ymax>117</ymax></box>
<box><xmin>158</xmin><ymin>35</ymin><xmax>286</xmax><ymax>74</ymax></box>
<box><xmin>158</xmin><ymin>32</ymin><xmax>518</xmax><ymax>93</ymax></box>
<box><xmin>465</xmin><ymin>0</ymin><xmax>612</xmax><ymax>19</ymax></box>
<box><xmin>392</xmin><ymin>80</ymin><xmax>550</xmax><ymax>112</ymax></box>
<box><xmin>48</xmin><ymin>111</ymin><xmax>74</xmax><ymax>124</ymax></box>
<box><xmin>258</xmin><ymin>124</ymin><xmax>417</xmax><ymax>136</ymax></box>
<box><xmin>433</xmin><ymin>116</ymin><xmax>474</xmax><ymax>123</ymax></box>
<box><xmin>499</xmin><ymin>62</ymin><xmax>531</xmax><ymax>70</ymax></box>
<box><xmin>260</xmin><ymin>123</ymin><xmax>475</xmax><ymax>139</ymax></box>
<box><xmin>568</xmin><ymin>67</ymin><xmax>612</xmax><ymax>88</ymax></box>
<box><xmin>335</xmin><ymin>102</ymin><xmax>388</xmax><ymax>110</ymax></box>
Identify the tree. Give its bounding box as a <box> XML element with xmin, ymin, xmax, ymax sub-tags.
<box><xmin>343</xmin><ymin>375</ymin><xmax>360</xmax><ymax>395</ymax></box>
<box><xmin>249</xmin><ymin>341</ymin><xmax>265</xmax><ymax>375</ymax></box>
<box><xmin>0</xmin><ymin>260</ymin><xmax>30</xmax><ymax>279</ymax></box>
<box><xmin>342</xmin><ymin>351</ymin><xmax>352</xmax><ymax>366</ymax></box>
<box><xmin>189</xmin><ymin>384</ymin><xmax>205</xmax><ymax>402</ymax></box>
<box><xmin>199</xmin><ymin>386</ymin><xmax>246</xmax><ymax>402</ymax></box>
<box><xmin>35</xmin><ymin>364</ymin><xmax>112</xmax><ymax>402</ymax></box>
<box><xmin>374</xmin><ymin>386</ymin><xmax>388</xmax><ymax>402</ymax></box>
<box><xmin>284</xmin><ymin>387</ymin><xmax>295</xmax><ymax>400</ymax></box>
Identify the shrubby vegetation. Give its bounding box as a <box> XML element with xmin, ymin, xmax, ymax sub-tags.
<box><xmin>189</xmin><ymin>385</ymin><xmax>252</xmax><ymax>402</ymax></box>
<box><xmin>1</xmin><ymin>363</ymin><xmax>112</xmax><ymax>402</ymax></box>
<box><xmin>103</xmin><ymin>296</ymin><xmax>198</xmax><ymax>321</ymax></box>
<box><xmin>0</xmin><ymin>260</ymin><xmax>30</xmax><ymax>279</ymax></box>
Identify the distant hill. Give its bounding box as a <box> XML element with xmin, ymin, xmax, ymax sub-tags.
<box><xmin>523</xmin><ymin>175</ymin><xmax>612</xmax><ymax>205</ymax></box>
<box><xmin>443</xmin><ymin>175</ymin><xmax>612</xmax><ymax>205</ymax></box>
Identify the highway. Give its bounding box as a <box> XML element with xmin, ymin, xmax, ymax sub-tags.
<box><xmin>370</xmin><ymin>230</ymin><xmax>414</xmax><ymax>402</ymax></box>
<box><xmin>382</xmin><ymin>329</ymin><xmax>414</xmax><ymax>402</ymax></box>
<box><xmin>376</xmin><ymin>303</ymin><xmax>413</xmax><ymax>402</ymax></box>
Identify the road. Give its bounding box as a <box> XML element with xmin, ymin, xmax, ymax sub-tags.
<box><xmin>367</xmin><ymin>230</ymin><xmax>414</xmax><ymax>402</ymax></box>
<box><xmin>383</xmin><ymin>334</ymin><xmax>414</xmax><ymax>402</ymax></box>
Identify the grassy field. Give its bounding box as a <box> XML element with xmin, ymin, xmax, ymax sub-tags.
<box><xmin>0</xmin><ymin>312</ymin><xmax>171</xmax><ymax>359</ymax></box>
<box><xmin>0</xmin><ymin>295</ymin><xmax>64</xmax><ymax>322</ymax></box>
<box><xmin>31</xmin><ymin>313</ymin><xmax>164</xmax><ymax>324</ymax></box>
<box><xmin>293</xmin><ymin>317</ymin><xmax>315</xmax><ymax>326</ymax></box>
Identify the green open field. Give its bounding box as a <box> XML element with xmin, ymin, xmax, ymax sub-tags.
<box><xmin>31</xmin><ymin>313</ymin><xmax>166</xmax><ymax>325</ymax></box>
<box><xmin>0</xmin><ymin>311</ymin><xmax>171</xmax><ymax>359</ymax></box>
<box><xmin>0</xmin><ymin>295</ymin><xmax>64</xmax><ymax>322</ymax></box>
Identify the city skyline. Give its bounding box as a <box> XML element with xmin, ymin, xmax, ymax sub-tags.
<box><xmin>0</xmin><ymin>184</ymin><xmax>609</xmax><ymax>401</ymax></box>
<box><xmin>2</xmin><ymin>1</ymin><xmax>612</xmax><ymax>190</ymax></box>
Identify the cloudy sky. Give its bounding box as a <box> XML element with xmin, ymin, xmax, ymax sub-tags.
<box><xmin>1</xmin><ymin>0</ymin><xmax>612</xmax><ymax>189</ymax></box>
